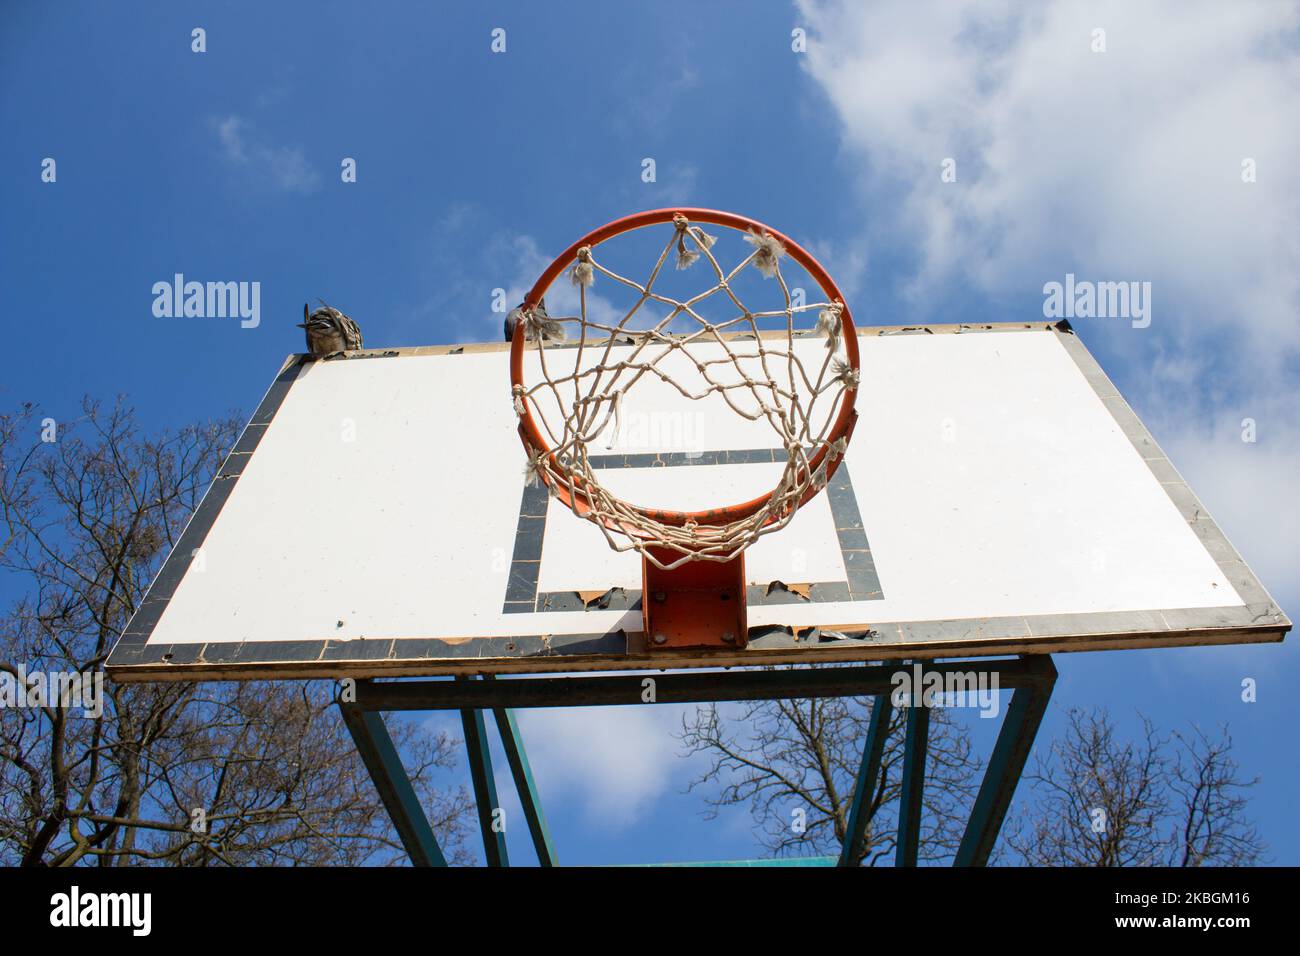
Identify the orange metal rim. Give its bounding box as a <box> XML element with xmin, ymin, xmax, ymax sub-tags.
<box><xmin>510</xmin><ymin>207</ymin><xmax>860</xmax><ymax>535</ymax></box>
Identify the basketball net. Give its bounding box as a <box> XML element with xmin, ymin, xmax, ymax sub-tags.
<box><xmin>511</xmin><ymin>210</ymin><xmax>859</xmax><ymax>572</ymax></box>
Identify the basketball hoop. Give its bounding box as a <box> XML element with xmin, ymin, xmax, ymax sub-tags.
<box><xmin>509</xmin><ymin>208</ymin><xmax>859</xmax><ymax>649</ymax></box>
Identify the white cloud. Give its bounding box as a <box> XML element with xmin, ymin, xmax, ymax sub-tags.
<box><xmin>482</xmin><ymin>230</ymin><xmax>643</xmax><ymax>336</ymax></box>
<box><xmin>212</xmin><ymin>114</ymin><xmax>321</xmax><ymax>194</ymax></box>
<box><xmin>650</xmin><ymin>162</ymin><xmax>700</xmax><ymax>207</ymax></box>
<box><xmin>796</xmin><ymin>0</ymin><xmax>1300</xmax><ymax>361</ymax></box>
<box><xmin>402</xmin><ymin>204</ymin><xmax>638</xmax><ymax>343</ymax></box>
<box><xmin>516</xmin><ymin>703</ymin><xmax>696</xmax><ymax>830</ymax></box>
<box><xmin>214</xmin><ymin>116</ymin><xmax>249</xmax><ymax>164</ymax></box>
<box><xmin>1147</xmin><ymin>399</ymin><xmax>1300</xmax><ymax>605</ymax></box>
<box><xmin>801</xmin><ymin>233</ymin><xmax>870</xmax><ymax>302</ymax></box>
<box><xmin>795</xmin><ymin>0</ymin><xmax>1300</xmax><ymax>603</ymax></box>
<box><xmin>615</xmin><ymin>61</ymin><xmax>700</xmax><ymax>137</ymax></box>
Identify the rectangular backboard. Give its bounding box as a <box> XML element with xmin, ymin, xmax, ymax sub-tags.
<box><xmin>107</xmin><ymin>322</ymin><xmax>1289</xmax><ymax>681</ymax></box>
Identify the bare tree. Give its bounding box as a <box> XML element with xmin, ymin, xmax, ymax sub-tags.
<box><xmin>1001</xmin><ymin>708</ymin><xmax>1265</xmax><ymax>867</ymax></box>
<box><xmin>683</xmin><ymin>692</ymin><xmax>1265</xmax><ymax>867</ymax></box>
<box><xmin>680</xmin><ymin>689</ymin><xmax>981</xmax><ymax>865</ymax></box>
<box><xmin>1167</xmin><ymin>725</ymin><xmax>1264</xmax><ymax>866</ymax></box>
<box><xmin>1001</xmin><ymin>708</ymin><xmax>1167</xmax><ymax>866</ymax></box>
<box><xmin>0</xmin><ymin>399</ymin><xmax>474</xmax><ymax>866</ymax></box>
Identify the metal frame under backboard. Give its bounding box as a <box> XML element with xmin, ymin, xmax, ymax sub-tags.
<box><xmin>338</xmin><ymin>655</ymin><xmax>1058</xmax><ymax>867</ymax></box>
<box><xmin>106</xmin><ymin>321</ymin><xmax>1289</xmax><ymax>682</ymax></box>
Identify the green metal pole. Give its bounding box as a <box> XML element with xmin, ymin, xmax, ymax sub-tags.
<box><xmin>338</xmin><ymin>700</ymin><xmax>447</xmax><ymax>867</ymax></box>
<box><xmin>955</xmin><ymin>655</ymin><xmax>1057</xmax><ymax>866</ymax></box>
<box><xmin>492</xmin><ymin>706</ymin><xmax>558</xmax><ymax>866</ymax></box>
<box><xmin>894</xmin><ymin>702</ymin><xmax>930</xmax><ymax>867</ymax></box>
<box><xmin>460</xmin><ymin>679</ymin><xmax>510</xmax><ymax>867</ymax></box>
<box><xmin>838</xmin><ymin>694</ymin><xmax>893</xmax><ymax>866</ymax></box>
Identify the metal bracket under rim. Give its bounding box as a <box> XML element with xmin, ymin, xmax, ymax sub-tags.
<box><xmin>642</xmin><ymin>550</ymin><xmax>748</xmax><ymax>651</ymax></box>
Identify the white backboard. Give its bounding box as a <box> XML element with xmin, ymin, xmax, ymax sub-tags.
<box><xmin>107</xmin><ymin>323</ymin><xmax>1289</xmax><ymax>680</ymax></box>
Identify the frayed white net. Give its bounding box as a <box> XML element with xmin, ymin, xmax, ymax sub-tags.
<box><xmin>512</xmin><ymin>213</ymin><xmax>858</xmax><ymax>571</ymax></box>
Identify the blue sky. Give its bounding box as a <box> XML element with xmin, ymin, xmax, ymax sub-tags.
<box><xmin>2</xmin><ymin>1</ymin><xmax>1297</xmax><ymax>865</ymax></box>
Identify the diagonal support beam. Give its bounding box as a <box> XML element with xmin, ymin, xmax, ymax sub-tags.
<box><xmin>460</xmin><ymin>681</ymin><xmax>510</xmax><ymax>867</ymax></box>
<box><xmin>838</xmin><ymin>694</ymin><xmax>893</xmax><ymax>866</ymax></box>
<box><xmin>338</xmin><ymin>699</ymin><xmax>447</xmax><ymax>867</ymax></box>
<box><xmin>955</xmin><ymin>655</ymin><xmax>1057</xmax><ymax>866</ymax></box>
<box><xmin>894</xmin><ymin>701</ymin><xmax>930</xmax><ymax>867</ymax></box>
<box><xmin>492</xmin><ymin>706</ymin><xmax>558</xmax><ymax>866</ymax></box>
<box><xmin>481</xmin><ymin>674</ymin><xmax>555</xmax><ymax>866</ymax></box>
